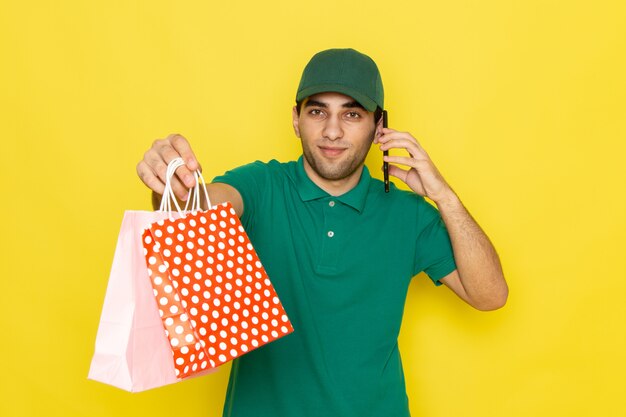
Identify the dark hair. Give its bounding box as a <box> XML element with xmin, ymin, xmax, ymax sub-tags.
<box><xmin>296</xmin><ymin>100</ymin><xmax>383</xmax><ymax>125</ymax></box>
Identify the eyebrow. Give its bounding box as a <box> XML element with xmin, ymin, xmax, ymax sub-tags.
<box><xmin>304</xmin><ymin>99</ymin><xmax>365</xmax><ymax>110</ymax></box>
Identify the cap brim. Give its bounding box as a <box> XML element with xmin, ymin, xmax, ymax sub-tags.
<box><xmin>296</xmin><ymin>83</ymin><xmax>378</xmax><ymax>112</ymax></box>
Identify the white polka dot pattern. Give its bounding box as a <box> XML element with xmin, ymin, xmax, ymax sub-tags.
<box><xmin>142</xmin><ymin>202</ymin><xmax>294</xmax><ymax>379</ymax></box>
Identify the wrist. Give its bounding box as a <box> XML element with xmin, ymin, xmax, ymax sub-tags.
<box><xmin>432</xmin><ymin>188</ymin><xmax>460</xmax><ymax>209</ymax></box>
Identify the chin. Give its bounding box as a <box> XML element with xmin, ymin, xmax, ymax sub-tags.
<box><xmin>314</xmin><ymin>160</ymin><xmax>362</xmax><ymax>181</ymax></box>
<box><xmin>303</xmin><ymin>144</ymin><xmax>369</xmax><ymax>182</ymax></box>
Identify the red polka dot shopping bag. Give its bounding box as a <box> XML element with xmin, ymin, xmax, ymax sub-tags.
<box><xmin>89</xmin><ymin>158</ymin><xmax>293</xmax><ymax>392</ymax></box>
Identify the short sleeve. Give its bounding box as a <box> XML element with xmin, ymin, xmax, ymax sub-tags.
<box><xmin>413</xmin><ymin>198</ymin><xmax>457</xmax><ymax>286</ymax></box>
<box><xmin>211</xmin><ymin>161</ymin><xmax>271</xmax><ymax>229</ymax></box>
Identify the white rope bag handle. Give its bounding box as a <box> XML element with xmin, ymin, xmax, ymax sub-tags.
<box><xmin>187</xmin><ymin>169</ymin><xmax>212</xmax><ymax>212</ymax></box>
<box><xmin>159</xmin><ymin>157</ymin><xmax>212</xmax><ymax>219</ymax></box>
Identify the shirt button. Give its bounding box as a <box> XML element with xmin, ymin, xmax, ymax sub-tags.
<box><xmin>327</xmin><ymin>231</ymin><xmax>334</xmax><ymax>238</ymax></box>
<box><xmin>329</xmin><ymin>201</ymin><xmax>335</xmax><ymax>207</ymax></box>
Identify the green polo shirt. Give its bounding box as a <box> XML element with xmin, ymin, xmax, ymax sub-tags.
<box><xmin>213</xmin><ymin>157</ymin><xmax>456</xmax><ymax>417</ymax></box>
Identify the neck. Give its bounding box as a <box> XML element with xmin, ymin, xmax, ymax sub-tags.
<box><xmin>302</xmin><ymin>161</ymin><xmax>364</xmax><ymax>196</ymax></box>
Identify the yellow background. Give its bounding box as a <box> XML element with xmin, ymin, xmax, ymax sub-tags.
<box><xmin>1</xmin><ymin>1</ymin><xmax>625</xmax><ymax>416</ymax></box>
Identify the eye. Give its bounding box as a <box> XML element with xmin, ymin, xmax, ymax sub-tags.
<box><xmin>345</xmin><ymin>111</ymin><xmax>361</xmax><ymax>119</ymax></box>
<box><xmin>308</xmin><ymin>109</ymin><xmax>324</xmax><ymax>117</ymax></box>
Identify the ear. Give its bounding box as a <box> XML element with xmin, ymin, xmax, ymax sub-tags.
<box><xmin>292</xmin><ymin>106</ymin><xmax>301</xmax><ymax>138</ymax></box>
<box><xmin>374</xmin><ymin>114</ymin><xmax>384</xmax><ymax>141</ymax></box>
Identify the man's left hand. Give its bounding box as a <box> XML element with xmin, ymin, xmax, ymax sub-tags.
<box><xmin>376</xmin><ymin>128</ymin><xmax>453</xmax><ymax>203</ymax></box>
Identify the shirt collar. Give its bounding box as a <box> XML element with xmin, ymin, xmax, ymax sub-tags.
<box><xmin>293</xmin><ymin>156</ymin><xmax>371</xmax><ymax>212</ymax></box>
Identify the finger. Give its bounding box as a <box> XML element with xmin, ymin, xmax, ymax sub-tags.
<box><xmin>144</xmin><ymin>147</ymin><xmax>170</xmax><ymax>186</ymax></box>
<box><xmin>377</xmin><ymin>128</ymin><xmax>399</xmax><ymax>143</ymax></box>
<box><xmin>380</xmin><ymin>138</ymin><xmax>428</xmax><ymax>160</ymax></box>
<box><xmin>385</xmin><ymin>163</ymin><xmax>408</xmax><ymax>183</ymax></box>
<box><xmin>154</xmin><ymin>138</ymin><xmax>196</xmax><ymax>188</ymax></box>
<box><xmin>140</xmin><ymin>154</ymin><xmax>189</xmax><ymax>200</ymax></box>
<box><xmin>144</xmin><ymin>145</ymin><xmax>191</xmax><ymax>201</ymax></box>
<box><xmin>168</xmin><ymin>134</ymin><xmax>200</xmax><ymax>171</ymax></box>
<box><xmin>168</xmin><ymin>175</ymin><xmax>192</xmax><ymax>201</ymax></box>
<box><xmin>378</xmin><ymin>129</ymin><xmax>421</xmax><ymax>146</ymax></box>
<box><xmin>378</xmin><ymin>129</ymin><xmax>426</xmax><ymax>151</ymax></box>
<box><xmin>388</xmin><ymin>164</ymin><xmax>426</xmax><ymax>196</ymax></box>
<box><xmin>374</xmin><ymin>127</ymin><xmax>393</xmax><ymax>144</ymax></box>
<box><xmin>145</xmin><ymin>146</ymin><xmax>194</xmax><ymax>199</ymax></box>
<box><xmin>136</xmin><ymin>160</ymin><xmax>165</xmax><ymax>195</ymax></box>
<box><xmin>383</xmin><ymin>155</ymin><xmax>431</xmax><ymax>171</ymax></box>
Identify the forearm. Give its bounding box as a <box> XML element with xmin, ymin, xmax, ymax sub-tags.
<box><xmin>435</xmin><ymin>191</ymin><xmax>508</xmax><ymax>310</ymax></box>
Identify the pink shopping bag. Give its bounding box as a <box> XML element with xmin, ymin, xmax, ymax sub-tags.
<box><xmin>88</xmin><ymin>209</ymin><xmax>217</xmax><ymax>392</ymax></box>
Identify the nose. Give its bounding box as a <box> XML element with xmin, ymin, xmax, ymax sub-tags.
<box><xmin>321</xmin><ymin>115</ymin><xmax>343</xmax><ymax>141</ymax></box>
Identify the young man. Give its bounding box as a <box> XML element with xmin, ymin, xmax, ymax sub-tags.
<box><xmin>137</xmin><ymin>48</ymin><xmax>508</xmax><ymax>417</ymax></box>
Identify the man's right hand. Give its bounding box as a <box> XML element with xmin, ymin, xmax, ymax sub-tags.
<box><xmin>136</xmin><ymin>133</ymin><xmax>201</xmax><ymax>201</ymax></box>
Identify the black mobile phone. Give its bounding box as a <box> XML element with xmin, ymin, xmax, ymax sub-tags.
<box><xmin>383</xmin><ymin>110</ymin><xmax>389</xmax><ymax>193</ymax></box>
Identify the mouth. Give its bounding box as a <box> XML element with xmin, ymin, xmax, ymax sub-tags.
<box><xmin>318</xmin><ymin>146</ymin><xmax>347</xmax><ymax>158</ymax></box>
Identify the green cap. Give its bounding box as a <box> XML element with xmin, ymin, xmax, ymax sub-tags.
<box><xmin>296</xmin><ymin>48</ymin><xmax>384</xmax><ymax>112</ymax></box>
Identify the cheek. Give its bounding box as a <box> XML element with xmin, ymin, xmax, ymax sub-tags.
<box><xmin>354</xmin><ymin>125</ymin><xmax>376</xmax><ymax>144</ymax></box>
<box><xmin>298</xmin><ymin>123</ymin><xmax>318</xmax><ymax>140</ymax></box>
